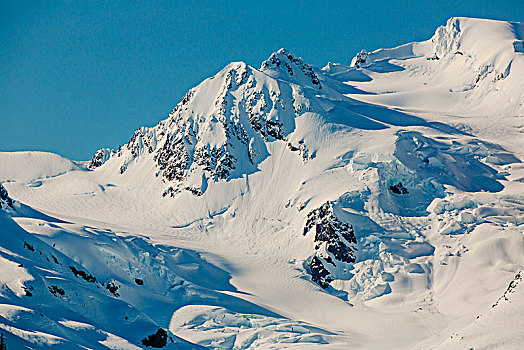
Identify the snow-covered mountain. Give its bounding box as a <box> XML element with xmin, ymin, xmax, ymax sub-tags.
<box><xmin>1</xmin><ymin>17</ymin><xmax>524</xmax><ymax>349</ymax></box>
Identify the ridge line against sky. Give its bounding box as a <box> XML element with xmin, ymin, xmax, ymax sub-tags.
<box><xmin>2</xmin><ymin>0</ymin><xmax>523</xmax><ymax>160</ymax></box>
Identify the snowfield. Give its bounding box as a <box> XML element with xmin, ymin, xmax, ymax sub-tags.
<box><xmin>1</xmin><ymin>17</ymin><xmax>523</xmax><ymax>349</ymax></box>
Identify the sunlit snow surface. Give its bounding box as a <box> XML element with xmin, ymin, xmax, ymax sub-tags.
<box><xmin>1</xmin><ymin>17</ymin><xmax>524</xmax><ymax>349</ymax></box>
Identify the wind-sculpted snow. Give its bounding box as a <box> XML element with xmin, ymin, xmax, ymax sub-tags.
<box><xmin>438</xmin><ymin>270</ymin><xmax>524</xmax><ymax>349</ymax></box>
<box><xmin>0</xmin><ymin>206</ymin><xmax>301</xmax><ymax>349</ymax></box>
<box><xmin>169</xmin><ymin>305</ymin><xmax>333</xmax><ymax>349</ymax></box>
<box><xmin>2</xmin><ymin>16</ymin><xmax>524</xmax><ymax>349</ymax></box>
<box><xmin>0</xmin><ymin>212</ymin><xmax>189</xmax><ymax>348</ymax></box>
<box><xmin>395</xmin><ymin>131</ymin><xmax>507</xmax><ymax>193</ymax></box>
<box><xmin>0</xmin><ymin>151</ymin><xmax>81</xmax><ymax>183</ymax></box>
<box><xmin>350</xmin><ymin>17</ymin><xmax>524</xmax><ymax>116</ymax></box>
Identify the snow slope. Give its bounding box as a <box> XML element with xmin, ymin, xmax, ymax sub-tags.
<box><xmin>1</xmin><ymin>17</ymin><xmax>523</xmax><ymax>349</ymax></box>
<box><xmin>0</xmin><ymin>151</ymin><xmax>82</xmax><ymax>184</ymax></box>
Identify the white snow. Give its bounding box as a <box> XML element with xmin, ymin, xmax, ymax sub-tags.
<box><xmin>1</xmin><ymin>16</ymin><xmax>523</xmax><ymax>349</ymax></box>
<box><xmin>0</xmin><ymin>254</ymin><xmax>33</xmax><ymax>297</ymax></box>
<box><xmin>99</xmin><ymin>331</ymin><xmax>142</xmax><ymax>350</ymax></box>
<box><xmin>0</xmin><ymin>151</ymin><xmax>81</xmax><ymax>183</ymax></box>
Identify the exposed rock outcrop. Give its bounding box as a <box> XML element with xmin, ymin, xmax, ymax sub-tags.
<box><xmin>0</xmin><ymin>183</ymin><xmax>13</xmax><ymax>210</ymax></box>
<box><xmin>93</xmin><ymin>52</ymin><xmax>314</xmax><ymax>197</ymax></box>
<box><xmin>350</xmin><ymin>49</ymin><xmax>369</xmax><ymax>68</ymax></box>
<box><xmin>304</xmin><ymin>201</ymin><xmax>357</xmax><ymax>289</ymax></box>
<box><xmin>88</xmin><ymin>148</ymin><xmax>115</xmax><ymax>170</ymax></box>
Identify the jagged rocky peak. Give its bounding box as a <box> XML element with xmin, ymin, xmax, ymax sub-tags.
<box><xmin>303</xmin><ymin>201</ymin><xmax>357</xmax><ymax>289</ymax></box>
<box><xmin>350</xmin><ymin>49</ymin><xmax>369</xmax><ymax>68</ymax></box>
<box><xmin>88</xmin><ymin>148</ymin><xmax>115</xmax><ymax>170</ymax></box>
<box><xmin>0</xmin><ymin>183</ymin><xmax>13</xmax><ymax>210</ymax></box>
<box><xmin>261</xmin><ymin>48</ymin><xmax>322</xmax><ymax>89</ymax></box>
<box><xmin>102</xmin><ymin>53</ymin><xmax>315</xmax><ymax>197</ymax></box>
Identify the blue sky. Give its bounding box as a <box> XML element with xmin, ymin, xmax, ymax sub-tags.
<box><xmin>2</xmin><ymin>0</ymin><xmax>523</xmax><ymax>160</ymax></box>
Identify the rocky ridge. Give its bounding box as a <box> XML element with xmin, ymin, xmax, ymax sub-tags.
<box><xmin>91</xmin><ymin>52</ymin><xmax>321</xmax><ymax>197</ymax></box>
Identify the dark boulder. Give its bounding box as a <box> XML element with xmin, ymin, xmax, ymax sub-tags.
<box><xmin>142</xmin><ymin>328</ymin><xmax>168</xmax><ymax>348</ymax></box>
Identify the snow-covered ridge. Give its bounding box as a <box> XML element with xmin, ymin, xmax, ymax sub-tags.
<box><xmin>90</xmin><ymin>52</ymin><xmax>317</xmax><ymax>197</ymax></box>
<box><xmin>352</xmin><ymin>17</ymin><xmax>524</xmax><ymax>64</ymax></box>
<box><xmin>351</xmin><ymin>17</ymin><xmax>524</xmax><ymax>99</ymax></box>
<box><xmin>347</xmin><ymin>16</ymin><xmax>524</xmax><ymax>122</ymax></box>
<box><xmin>431</xmin><ymin>17</ymin><xmax>524</xmax><ymax>60</ymax></box>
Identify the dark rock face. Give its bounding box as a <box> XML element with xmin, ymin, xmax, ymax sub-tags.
<box><xmin>87</xmin><ymin>148</ymin><xmax>114</xmax><ymax>170</ymax></box>
<box><xmin>155</xmin><ymin>133</ymin><xmax>189</xmax><ymax>184</ymax></box>
<box><xmin>193</xmin><ymin>145</ymin><xmax>236</xmax><ymax>181</ymax></box>
<box><xmin>127</xmin><ymin>128</ymin><xmax>155</xmax><ymax>158</ymax></box>
<box><xmin>309</xmin><ymin>256</ymin><xmax>333</xmax><ymax>289</ymax></box>
<box><xmin>142</xmin><ymin>328</ymin><xmax>168</xmax><ymax>348</ymax></box>
<box><xmin>69</xmin><ymin>266</ymin><xmax>97</xmax><ymax>283</ymax></box>
<box><xmin>24</xmin><ymin>241</ymin><xmax>35</xmax><ymax>252</ymax></box>
<box><xmin>261</xmin><ymin>48</ymin><xmax>322</xmax><ymax>89</ymax></box>
<box><xmin>22</xmin><ymin>286</ymin><xmax>33</xmax><ymax>297</ymax></box>
<box><xmin>493</xmin><ymin>271</ymin><xmax>523</xmax><ymax>307</ymax></box>
<box><xmin>304</xmin><ymin>201</ymin><xmax>357</xmax><ymax>263</ymax></box>
<box><xmin>303</xmin><ymin>201</ymin><xmax>358</xmax><ymax>289</ymax></box>
<box><xmin>48</xmin><ymin>285</ymin><xmax>65</xmax><ymax>297</ymax></box>
<box><xmin>389</xmin><ymin>182</ymin><xmax>409</xmax><ymax>194</ymax></box>
<box><xmin>106</xmin><ymin>282</ymin><xmax>120</xmax><ymax>297</ymax></box>
<box><xmin>0</xmin><ymin>183</ymin><xmax>13</xmax><ymax>210</ymax></box>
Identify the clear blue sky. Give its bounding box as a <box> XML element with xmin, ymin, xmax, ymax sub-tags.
<box><xmin>2</xmin><ymin>0</ymin><xmax>523</xmax><ymax>160</ymax></box>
